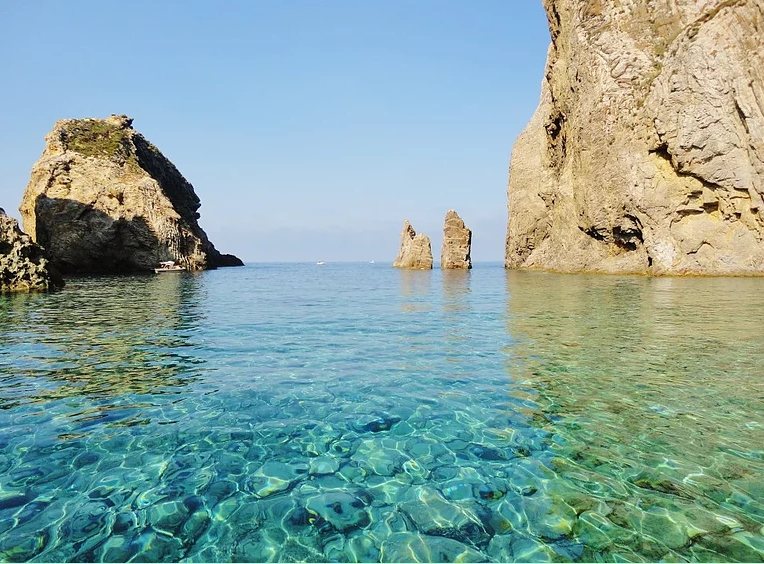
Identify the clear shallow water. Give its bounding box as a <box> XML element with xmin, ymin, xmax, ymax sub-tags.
<box><xmin>1</xmin><ymin>263</ymin><xmax>763</xmax><ymax>562</ymax></box>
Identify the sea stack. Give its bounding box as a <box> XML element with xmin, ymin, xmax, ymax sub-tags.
<box><xmin>440</xmin><ymin>210</ymin><xmax>472</xmax><ymax>269</ymax></box>
<box><xmin>19</xmin><ymin>114</ymin><xmax>243</xmax><ymax>274</ymax></box>
<box><xmin>392</xmin><ymin>220</ymin><xmax>433</xmax><ymax>269</ymax></box>
<box><xmin>0</xmin><ymin>208</ymin><xmax>64</xmax><ymax>293</ymax></box>
<box><xmin>506</xmin><ymin>0</ymin><xmax>764</xmax><ymax>275</ymax></box>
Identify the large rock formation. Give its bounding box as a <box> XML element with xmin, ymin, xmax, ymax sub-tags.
<box><xmin>441</xmin><ymin>210</ymin><xmax>472</xmax><ymax>269</ymax></box>
<box><xmin>506</xmin><ymin>0</ymin><xmax>764</xmax><ymax>275</ymax></box>
<box><xmin>1</xmin><ymin>208</ymin><xmax>63</xmax><ymax>293</ymax></box>
<box><xmin>20</xmin><ymin>115</ymin><xmax>243</xmax><ymax>274</ymax></box>
<box><xmin>392</xmin><ymin>220</ymin><xmax>433</xmax><ymax>269</ymax></box>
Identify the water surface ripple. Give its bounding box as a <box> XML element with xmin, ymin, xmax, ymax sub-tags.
<box><xmin>0</xmin><ymin>264</ymin><xmax>763</xmax><ymax>562</ymax></box>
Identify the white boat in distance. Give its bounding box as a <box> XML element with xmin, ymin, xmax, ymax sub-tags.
<box><xmin>154</xmin><ymin>260</ymin><xmax>185</xmax><ymax>273</ymax></box>
<box><xmin>316</xmin><ymin>261</ymin><xmax>326</xmax><ymax>266</ymax></box>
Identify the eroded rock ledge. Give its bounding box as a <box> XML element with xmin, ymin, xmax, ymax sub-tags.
<box><xmin>506</xmin><ymin>0</ymin><xmax>764</xmax><ymax>275</ymax></box>
<box><xmin>20</xmin><ymin>114</ymin><xmax>243</xmax><ymax>274</ymax></box>
<box><xmin>0</xmin><ymin>208</ymin><xmax>63</xmax><ymax>293</ymax></box>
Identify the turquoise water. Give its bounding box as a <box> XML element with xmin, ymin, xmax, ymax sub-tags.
<box><xmin>1</xmin><ymin>263</ymin><xmax>764</xmax><ymax>562</ymax></box>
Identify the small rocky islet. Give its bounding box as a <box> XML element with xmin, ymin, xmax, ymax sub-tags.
<box><xmin>1</xmin><ymin>114</ymin><xmax>242</xmax><ymax>291</ymax></box>
<box><xmin>392</xmin><ymin>210</ymin><xmax>472</xmax><ymax>270</ymax></box>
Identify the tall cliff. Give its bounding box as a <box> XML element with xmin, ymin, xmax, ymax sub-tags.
<box><xmin>506</xmin><ymin>0</ymin><xmax>764</xmax><ymax>275</ymax></box>
<box><xmin>20</xmin><ymin>115</ymin><xmax>243</xmax><ymax>274</ymax></box>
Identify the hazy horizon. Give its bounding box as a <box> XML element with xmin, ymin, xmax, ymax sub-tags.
<box><xmin>0</xmin><ymin>1</ymin><xmax>550</xmax><ymax>262</ymax></box>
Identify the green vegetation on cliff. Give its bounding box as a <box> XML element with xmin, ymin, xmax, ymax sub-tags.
<box><xmin>62</xmin><ymin>119</ymin><xmax>134</xmax><ymax>164</ymax></box>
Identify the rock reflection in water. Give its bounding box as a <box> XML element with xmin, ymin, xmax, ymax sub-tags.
<box><xmin>398</xmin><ymin>268</ymin><xmax>432</xmax><ymax>313</ymax></box>
<box><xmin>504</xmin><ymin>270</ymin><xmax>764</xmax><ymax>562</ymax></box>
<box><xmin>0</xmin><ymin>273</ymin><xmax>204</xmax><ymax>409</ymax></box>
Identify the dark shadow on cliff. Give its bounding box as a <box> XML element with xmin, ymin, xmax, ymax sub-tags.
<box><xmin>132</xmin><ymin>135</ymin><xmax>244</xmax><ymax>268</ymax></box>
<box><xmin>33</xmin><ymin>195</ymin><xmax>242</xmax><ymax>274</ymax></box>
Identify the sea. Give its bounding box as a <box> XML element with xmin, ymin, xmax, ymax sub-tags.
<box><xmin>1</xmin><ymin>262</ymin><xmax>763</xmax><ymax>563</ymax></box>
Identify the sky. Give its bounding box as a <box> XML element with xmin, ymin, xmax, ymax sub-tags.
<box><xmin>0</xmin><ymin>1</ymin><xmax>550</xmax><ymax>263</ymax></box>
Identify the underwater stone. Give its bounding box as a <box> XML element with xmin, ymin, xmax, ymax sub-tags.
<box><xmin>352</xmin><ymin>438</ymin><xmax>406</xmax><ymax>477</ymax></box>
<box><xmin>0</xmin><ymin>530</ymin><xmax>48</xmax><ymax>561</ymax></box>
<box><xmin>380</xmin><ymin>532</ymin><xmax>486</xmax><ymax>563</ymax></box>
<box><xmin>345</xmin><ymin>532</ymin><xmax>381</xmax><ymax>562</ymax></box>
<box><xmin>354</xmin><ymin>414</ymin><xmax>402</xmax><ymax>434</ymax></box>
<box><xmin>0</xmin><ymin>493</ymin><xmax>31</xmax><ymax>511</ymax></box>
<box><xmin>204</xmin><ymin>479</ymin><xmax>238</xmax><ymax>504</ymax></box>
<box><xmin>308</xmin><ymin>457</ymin><xmax>340</xmax><ymax>476</ymax></box>
<box><xmin>112</xmin><ymin>511</ymin><xmax>138</xmax><ymax>535</ymax></box>
<box><xmin>696</xmin><ymin>531</ymin><xmax>764</xmax><ymax>563</ymax></box>
<box><xmin>247</xmin><ymin>461</ymin><xmax>305</xmax><ymax>498</ymax></box>
<box><xmin>639</xmin><ymin>507</ymin><xmax>691</xmax><ymax>550</ymax></box>
<box><xmin>573</xmin><ymin>511</ymin><xmax>620</xmax><ymax>551</ymax></box>
<box><xmin>181</xmin><ymin>510</ymin><xmax>211</xmax><ymax>546</ymax></box>
<box><xmin>400</xmin><ymin>486</ymin><xmax>491</xmax><ymax>545</ymax></box>
<box><xmin>468</xmin><ymin>443</ymin><xmax>506</xmax><ymax>461</ymax></box>
<box><xmin>147</xmin><ymin>500</ymin><xmax>189</xmax><ymax>536</ymax></box>
<box><xmin>128</xmin><ymin>529</ymin><xmax>183</xmax><ymax>563</ymax></box>
<box><xmin>488</xmin><ymin>532</ymin><xmax>556</xmax><ymax>563</ymax></box>
<box><xmin>305</xmin><ymin>491</ymin><xmax>371</xmax><ymax>533</ymax></box>
<box><xmin>522</xmin><ymin>495</ymin><xmax>577</xmax><ymax>541</ymax></box>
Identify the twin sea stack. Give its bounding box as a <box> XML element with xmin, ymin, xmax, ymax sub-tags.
<box><xmin>19</xmin><ymin>114</ymin><xmax>242</xmax><ymax>275</ymax></box>
<box><xmin>393</xmin><ymin>210</ymin><xmax>472</xmax><ymax>270</ymax></box>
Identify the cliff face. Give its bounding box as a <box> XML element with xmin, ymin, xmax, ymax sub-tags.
<box><xmin>0</xmin><ymin>208</ymin><xmax>63</xmax><ymax>293</ymax></box>
<box><xmin>20</xmin><ymin>115</ymin><xmax>243</xmax><ymax>274</ymax></box>
<box><xmin>441</xmin><ymin>210</ymin><xmax>472</xmax><ymax>269</ymax></box>
<box><xmin>506</xmin><ymin>0</ymin><xmax>764</xmax><ymax>275</ymax></box>
<box><xmin>392</xmin><ymin>220</ymin><xmax>433</xmax><ymax>269</ymax></box>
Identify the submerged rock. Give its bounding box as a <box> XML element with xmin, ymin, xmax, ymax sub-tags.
<box><xmin>19</xmin><ymin>114</ymin><xmax>243</xmax><ymax>274</ymax></box>
<box><xmin>0</xmin><ymin>208</ymin><xmax>63</xmax><ymax>293</ymax></box>
<box><xmin>506</xmin><ymin>0</ymin><xmax>764</xmax><ymax>275</ymax></box>
<box><xmin>440</xmin><ymin>210</ymin><xmax>472</xmax><ymax>269</ymax></box>
<box><xmin>379</xmin><ymin>532</ymin><xmax>486</xmax><ymax>563</ymax></box>
<box><xmin>393</xmin><ymin>220</ymin><xmax>433</xmax><ymax>270</ymax></box>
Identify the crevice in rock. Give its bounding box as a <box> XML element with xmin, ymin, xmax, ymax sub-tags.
<box><xmin>733</xmin><ymin>97</ymin><xmax>750</xmax><ymax>137</ymax></box>
<box><xmin>703</xmin><ymin>201</ymin><xmax>720</xmax><ymax>213</ymax></box>
<box><xmin>580</xmin><ymin>225</ymin><xmax>606</xmax><ymax>241</ymax></box>
<box><xmin>545</xmin><ymin>108</ymin><xmax>567</xmax><ymax>169</ymax></box>
<box><xmin>649</xmin><ymin>142</ymin><xmax>673</xmax><ymax>164</ymax></box>
<box><xmin>613</xmin><ymin>215</ymin><xmax>644</xmax><ymax>251</ymax></box>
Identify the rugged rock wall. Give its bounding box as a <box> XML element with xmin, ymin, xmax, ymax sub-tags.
<box><xmin>441</xmin><ymin>210</ymin><xmax>472</xmax><ymax>269</ymax></box>
<box><xmin>506</xmin><ymin>0</ymin><xmax>764</xmax><ymax>275</ymax></box>
<box><xmin>20</xmin><ymin>115</ymin><xmax>243</xmax><ymax>274</ymax></box>
<box><xmin>392</xmin><ymin>220</ymin><xmax>433</xmax><ymax>269</ymax></box>
<box><xmin>0</xmin><ymin>208</ymin><xmax>63</xmax><ymax>293</ymax></box>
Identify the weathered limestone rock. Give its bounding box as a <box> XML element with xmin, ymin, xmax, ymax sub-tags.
<box><xmin>0</xmin><ymin>208</ymin><xmax>63</xmax><ymax>293</ymax></box>
<box><xmin>392</xmin><ymin>220</ymin><xmax>433</xmax><ymax>269</ymax></box>
<box><xmin>506</xmin><ymin>0</ymin><xmax>764</xmax><ymax>275</ymax></box>
<box><xmin>20</xmin><ymin>114</ymin><xmax>243</xmax><ymax>274</ymax></box>
<box><xmin>441</xmin><ymin>210</ymin><xmax>472</xmax><ymax>269</ymax></box>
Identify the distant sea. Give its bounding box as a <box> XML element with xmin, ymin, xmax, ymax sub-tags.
<box><xmin>1</xmin><ymin>263</ymin><xmax>763</xmax><ymax>562</ymax></box>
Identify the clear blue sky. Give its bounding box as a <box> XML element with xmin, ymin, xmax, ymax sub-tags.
<box><xmin>0</xmin><ymin>1</ymin><xmax>550</xmax><ymax>263</ymax></box>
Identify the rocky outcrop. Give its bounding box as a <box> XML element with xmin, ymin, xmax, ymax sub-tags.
<box><xmin>1</xmin><ymin>208</ymin><xmax>63</xmax><ymax>293</ymax></box>
<box><xmin>20</xmin><ymin>115</ymin><xmax>243</xmax><ymax>274</ymax></box>
<box><xmin>506</xmin><ymin>0</ymin><xmax>764</xmax><ymax>275</ymax></box>
<box><xmin>392</xmin><ymin>220</ymin><xmax>433</xmax><ymax>269</ymax></box>
<box><xmin>441</xmin><ymin>210</ymin><xmax>472</xmax><ymax>269</ymax></box>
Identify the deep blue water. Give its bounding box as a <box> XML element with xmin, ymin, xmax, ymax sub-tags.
<box><xmin>1</xmin><ymin>263</ymin><xmax>763</xmax><ymax>562</ymax></box>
